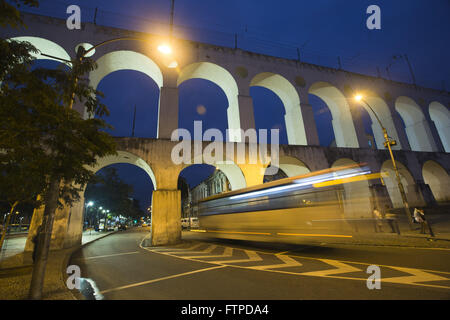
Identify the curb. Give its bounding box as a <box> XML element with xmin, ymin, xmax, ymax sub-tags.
<box><xmin>58</xmin><ymin>230</ymin><xmax>119</xmax><ymax>300</ymax></box>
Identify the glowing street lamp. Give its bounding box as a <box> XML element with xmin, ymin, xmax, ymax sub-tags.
<box><xmin>354</xmin><ymin>94</ymin><xmax>414</xmax><ymax>230</ymax></box>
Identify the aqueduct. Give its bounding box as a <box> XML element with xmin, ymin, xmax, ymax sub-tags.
<box><xmin>2</xmin><ymin>13</ymin><xmax>449</xmax><ymax>249</ymax></box>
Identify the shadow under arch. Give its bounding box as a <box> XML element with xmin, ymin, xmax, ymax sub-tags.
<box><xmin>380</xmin><ymin>159</ymin><xmax>424</xmax><ymax>208</ymax></box>
<box><xmin>308</xmin><ymin>81</ymin><xmax>359</xmax><ymax>148</ymax></box>
<box><xmin>177</xmin><ymin>62</ymin><xmax>241</xmax><ymax>142</ymax></box>
<box><xmin>395</xmin><ymin>96</ymin><xmax>436</xmax><ymax>152</ymax></box>
<box><xmin>331</xmin><ymin>158</ymin><xmax>372</xmax><ymax>218</ymax></box>
<box><xmin>429</xmin><ymin>101</ymin><xmax>450</xmax><ymax>152</ymax></box>
<box><xmin>422</xmin><ymin>160</ymin><xmax>450</xmax><ymax>202</ymax></box>
<box><xmin>250</xmin><ymin>73</ymin><xmax>307</xmax><ymax>145</ymax></box>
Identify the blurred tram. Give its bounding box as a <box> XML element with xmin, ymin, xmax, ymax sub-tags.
<box><xmin>191</xmin><ymin>164</ymin><xmax>383</xmax><ymax>243</ymax></box>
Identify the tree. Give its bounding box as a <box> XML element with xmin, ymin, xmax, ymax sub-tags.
<box><xmin>0</xmin><ymin>1</ymin><xmax>117</xmax><ymax>299</ymax></box>
<box><xmin>84</xmin><ymin>167</ymin><xmax>144</xmax><ymax>223</ymax></box>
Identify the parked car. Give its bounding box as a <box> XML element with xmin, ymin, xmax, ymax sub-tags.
<box><xmin>118</xmin><ymin>224</ymin><xmax>127</xmax><ymax>231</ymax></box>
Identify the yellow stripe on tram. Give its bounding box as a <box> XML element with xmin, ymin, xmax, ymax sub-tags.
<box><xmin>277</xmin><ymin>233</ymin><xmax>353</xmax><ymax>238</ymax></box>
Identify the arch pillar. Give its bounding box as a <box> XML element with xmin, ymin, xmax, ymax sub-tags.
<box><xmin>237</xmin><ymin>95</ymin><xmax>256</xmax><ymax>132</ymax></box>
<box><xmin>349</xmin><ymin>101</ymin><xmax>370</xmax><ymax>148</ymax></box>
<box><xmin>158</xmin><ymin>86</ymin><xmax>179</xmax><ymax>139</ymax></box>
<box><xmin>151</xmin><ymin>190</ymin><xmax>181</xmax><ymax>246</ymax></box>
<box><xmin>238</xmin><ymin>164</ymin><xmax>265</xmax><ymax>187</ymax></box>
<box><xmin>300</xmin><ymin>103</ymin><xmax>319</xmax><ymax>145</ymax></box>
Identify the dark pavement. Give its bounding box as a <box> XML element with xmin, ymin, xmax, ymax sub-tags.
<box><xmin>69</xmin><ymin>228</ymin><xmax>450</xmax><ymax>300</ymax></box>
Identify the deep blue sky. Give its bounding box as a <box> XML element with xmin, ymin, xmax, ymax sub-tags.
<box><xmin>24</xmin><ymin>0</ymin><xmax>450</xmax><ymax>210</ymax></box>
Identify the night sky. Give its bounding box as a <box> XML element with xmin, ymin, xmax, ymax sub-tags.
<box><xmin>25</xmin><ymin>0</ymin><xmax>450</xmax><ymax>210</ymax></box>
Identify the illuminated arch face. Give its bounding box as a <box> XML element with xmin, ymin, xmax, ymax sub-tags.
<box><xmin>395</xmin><ymin>96</ymin><xmax>437</xmax><ymax>152</ymax></box>
<box><xmin>422</xmin><ymin>160</ymin><xmax>450</xmax><ymax>202</ymax></box>
<box><xmin>91</xmin><ymin>151</ymin><xmax>157</xmax><ymax>190</ymax></box>
<box><xmin>309</xmin><ymin>82</ymin><xmax>359</xmax><ymax>148</ymax></box>
<box><xmin>10</xmin><ymin>36</ymin><xmax>72</xmax><ymax>66</ymax></box>
<box><xmin>177</xmin><ymin>62</ymin><xmax>241</xmax><ymax>142</ymax></box>
<box><xmin>250</xmin><ymin>73</ymin><xmax>307</xmax><ymax>146</ymax></box>
<box><xmin>358</xmin><ymin>92</ymin><xmax>402</xmax><ymax>150</ymax></box>
<box><xmin>429</xmin><ymin>101</ymin><xmax>450</xmax><ymax>152</ymax></box>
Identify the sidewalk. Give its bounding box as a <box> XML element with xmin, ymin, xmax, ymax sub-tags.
<box><xmin>0</xmin><ymin>230</ymin><xmax>116</xmax><ymax>300</ymax></box>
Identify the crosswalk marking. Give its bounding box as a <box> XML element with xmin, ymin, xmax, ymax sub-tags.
<box><xmin>252</xmin><ymin>254</ymin><xmax>303</xmax><ymax>270</ymax></box>
<box><xmin>299</xmin><ymin>259</ymin><xmax>361</xmax><ymax>276</ymax></box>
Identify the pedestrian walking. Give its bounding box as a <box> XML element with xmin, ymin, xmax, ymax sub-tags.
<box><xmin>384</xmin><ymin>205</ymin><xmax>400</xmax><ymax>234</ymax></box>
<box><xmin>373</xmin><ymin>206</ymin><xmax>383</xmax><ymax>232</ymax></box>
<box><xmin>413</xmin><ymin>208</ymin><xmax>434</xmax><ymax>237</ymax></box>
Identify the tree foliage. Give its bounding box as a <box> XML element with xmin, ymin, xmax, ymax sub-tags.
<box><xmin>85</xmin><ymin>167</ymin><xmax>144</xmax><ymax>221</ymax></box>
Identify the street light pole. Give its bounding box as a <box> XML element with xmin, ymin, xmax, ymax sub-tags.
<box><xmin>355</xmin><ymin>96</ymin><xmax>414</xmax><ymax>230</ymax></box>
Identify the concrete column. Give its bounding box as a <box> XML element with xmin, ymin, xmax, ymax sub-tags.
<box><xmin>391</xmin><ymin>110</ymin><xmax>411</xmax><ymax>150</ymax></box>
<box><xmin>349</xmin><ymin>103</ymin><xmax>369</xmax><ymax>148</ymax></box>
<box><xmin>238</xmin><ymin>164</ymin><xmax>265</xmax><ymax>187</ymax></box>
<box><xmin>151</xmin><ymin>190</ymin><xmax>181</xmax><ymax>246</ymax></box>
<box><xmin>299</xmin><ymin>103</ymin><xmax>319</xmax><ymax>146</ymax></box>
<box><xmin>237</xmin><ymin>95</ymin><xmax>256</xmax><ymax>132</ymax></box>
<box><xmin>158</xmin><ymin>86</ymin><xmax>179</xmax><ymax>140</ymax></box>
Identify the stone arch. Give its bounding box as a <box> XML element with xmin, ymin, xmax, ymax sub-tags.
<box><xmin>331</xmin><ymin>158</ymin><xmax>372</xmax><ymax>218</ymax></box>
<box><xmin>90</xmin><ymin>50</ymin><xmax>163</xmax><ymax>91</ymax></box>
<box><xmin>381</xmin><ymin>159</ymin><xmax>423</xmax><ymax>208</ymax></box>
<box><xmin>308</xmin><ymin>82</ymin><xmax>359</xmax><ymax>148</ymax></box>
<box><xmin>422</xmin><ymin>160</ymin><xmax>450</xmax><ymax>202</ymax></box>
<box><xmin>177</xmin><ymin>62</ymin><xmax>241</xmax><ymax>142</ymax></box>
<box><xmin>429</xmin><ymin>101</ymin><xmax>450</xmax><ymax>152</ymax></box>
<box><xmin>10</xmin><ymin>36</ymin><xmax>71</xmax><ymax>65</ymax></box>
<box><xmin>250</xmin><ymin>73</ymin><xmax>307</xmax><ymax>145</ymax></box>
<box><xmin>357</xmin><ymin>91</ymin><xmax>402</xmax><ymax>150</ymax></box>
<box><xmin>278</xmin><ymin>155</ymin><xmax>311</xmax><ymax>177</ymax></box>
<box><xmin>395</xmin><ymin>96</ymin><xmax>436</xmax><ymax>152</ymax></box>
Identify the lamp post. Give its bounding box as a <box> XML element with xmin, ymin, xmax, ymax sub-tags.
<box><xmin>354</xmin><ymin>95</ymin><xmax>414</xmax><ymax>230</ymax></box>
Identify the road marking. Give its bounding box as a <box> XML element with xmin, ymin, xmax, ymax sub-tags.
<box><xmin>382</xmin><ymin>266</ymin><xmax>450</xmax><ymax>286</ymax></box>
<box><xmin>192</xmin><ymin>247</ymin><xmax>234</xmax><ymax>260</ymax></box>
<box><xmin>207</xmin><ymin>250</ymin><xmax>262</xmax><ymax>264</ymax></box>
<box><xmin>252</xmin><ymin>254</ymin><xmax>303</xmax><ymax>270</ymax></box>
<box><xmin>139</xmin><ymin>236</ymin><xmax>450</xmax><ymax>289</ymax></box>
<box><xmin>299</xmin><ymin>259</ymin><xmax>361</xmax><ymax>276</ymax></box>
<box><xmin>100</xmin><ymin>265</ymin><xmax>226</xmax><ymax>294</ymax></box>
<box><xmin>152</xmin><ymin>243</ymin><xmax>203</xmax><ymax>252</ymax></box>
<box><xmin>172</xmin><ymin>245</ymin><xmax>218</xmax><ymax>256</ymax></box>
<box><xmin>277</xmin><ymin>233</ymin><xmax>353</xmax><ymax>238</ymax></box>
<box><xmin>78</xmin><ymin>251</ymin><xmax>140</xmax><ymax>260</ymax></box>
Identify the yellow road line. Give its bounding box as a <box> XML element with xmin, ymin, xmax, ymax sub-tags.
<box><xmin>277</xmin><ymin>233</ymin><xmax>353</xmax><ymax>238</ymax></box>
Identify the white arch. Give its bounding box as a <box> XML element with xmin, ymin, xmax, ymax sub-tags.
<box><xmin>91</xmin><ymin>151</ymin><xmax>157</xmax><ymax>189</ymax></box>
<box><xmin>177</xmin><ymin>62</ymin><xmax>241</xmax><ymax>142</ymax></box>
<box><xmin>395</xmin><ymin>96</ymin><xmax>436</xmax><ymax>152</ymax></box>
<box><xmin>278</xmin><ymin>156</ymin><xmax>310</xmax><ymax>177</ymax></box>
<box><xmin>332</xmin><ymin>158</ymin><xmax>372</xmax><ymax>218</ymax></box>
<box><xmin>10</xmin><ymin>36</ymin><xmax>71</xmax><ymax>66</ymax></box>
<box><xmin>90</xmin><ymin>50</ymin><xmax>163</xmax><ymax>90</ymax></box>
<box><xmin>429</xmin><ymin>101</ymin><xmax>450</xmax><ymax>152</ymax></box>
<box><xmin>422</xmin><ymin>160</ymin><xmax>450</xmax><ymax>202</ymax></box>
<box><xmin>214</xmin><ymin>162</ymin><xmax>247</xmax><ymax>190</ymax></box>
<box><xmin>250</xmin><ymin>73</ymin><xmax>307</xmax><ymax>145</ymax></box>
<box><xmin>381</xmin><ymin>160</ymin><xmax>423</xmax><ymax>208</ymax></box>
<box><xmin>309</xmin><ymin>82</ymin><xmax>359</xmax><ymax>148</ymax></box>
<box><xmin>361</xmin><ymin>92</ymin><xmax>402</xmax><ymax>150</ymax></box>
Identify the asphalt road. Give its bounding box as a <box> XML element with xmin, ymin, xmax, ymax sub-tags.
<box><xmin>69</xmin><ymin>227</ymin><xmax>450</xmax><ymax>300</ymax></box>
